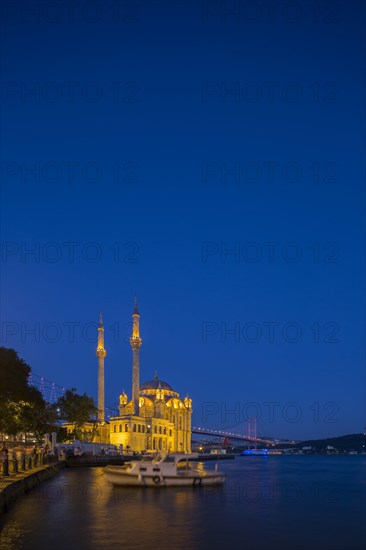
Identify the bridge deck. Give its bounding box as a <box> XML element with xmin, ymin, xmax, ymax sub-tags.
<box><xmin>192</xmin><ymin>427</ymin><xmax>289</xmax><ymax>445</ymax></box>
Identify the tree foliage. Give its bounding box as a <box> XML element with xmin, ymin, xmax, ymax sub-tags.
<box><xmin>55</xmin><ymin>388</ymin><xmax>98</xmax><ymax>441</ymax></box>
<box><xmin>0</xmin><ymin>347</ymin><xmax>55</xmax><ymax>440</ymax></box>
<box><xmin>0</xmin><ymin>347</ymin><xmax>42</xmax><ymax>403</ymax></box>
<box><xmin>21</xmin><ymin>401</ymin><xmax>58</xmax><ymax>444</ymax></box>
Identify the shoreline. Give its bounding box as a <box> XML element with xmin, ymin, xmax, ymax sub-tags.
<box><xmin>0</xmin><ymin>462</ymin><xmax>65</xmax><ymax>516</ymax></box>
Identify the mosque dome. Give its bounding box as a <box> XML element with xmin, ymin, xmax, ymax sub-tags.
<box><xmin>139</xmin><ymin>372</ymin><xmax>179</xmax><ymax>397</ymax></box>
<box><xmin>140</xmin><ymin>379</ymin><xmax>174</xmax><ymax>391</ymax></box>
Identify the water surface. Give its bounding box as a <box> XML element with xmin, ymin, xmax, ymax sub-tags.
<box><xmin>0</xmin><ymin>456</ymin><xmax>365</xmax><ymax>550</ymax></box>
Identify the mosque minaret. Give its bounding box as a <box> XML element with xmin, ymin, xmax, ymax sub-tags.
<box><xmin>96</xmin><ymin>311</ymin><xmax>107</xmax><ymax>422</ymax></box>
<box><xmin>130</xmin><ymin>297</ymin><xmax>142</xmax><ymax>415</ymax></box>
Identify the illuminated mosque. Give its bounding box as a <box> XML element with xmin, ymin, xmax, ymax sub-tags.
<box><xmin>96</xmin><ymin>299</ymin><xmax>192</xmax><ymax>453</ymax></box>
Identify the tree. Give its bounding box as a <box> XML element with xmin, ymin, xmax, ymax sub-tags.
<box><xmin>0</xmin><ymin>401</ymin><xmax>24</xmax><ymax>436</ymax></box>
<box><xmin>21</xmin><ymin>401</ymin><xmax>58</xmax><ymax>444</ymax></box>
<box><xmin>0</xmin><ymin>347</ymin><xmax>48</xmax><ymax>438</ymax></box>
<box><xmin>0</xmin><ymin>347</ymin><xmax>39</xmax><ymax>402</ymax></box>
<box><xmin>55</xmin><ymin>389</ymin><xmax>98</xmax><ymax>441</ymax></box>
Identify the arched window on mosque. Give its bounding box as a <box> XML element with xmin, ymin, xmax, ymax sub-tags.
<box><xmin>159</xmin><ymin>426</ymin><xmax>162</xmax><ymax>434</ymax></box>
<box><xmin>163</xmin><ymin>427</ymin><xmax>166</xmax><ymax>435</ymax></box>
<box><xmin>113</xmin><ymin>425</ymin><xmax>116</xmax><ymax>433</ymax></box>
<box><xmin>138</xmin><ymin>425</ymin><xmax>141</xmax><ymax>432</ymax></box>
<box><xmin>179</xmin><ymin>418</ymin><xmax>182</xmax><ymax>430</ymax></box>
<box><xmin>133</xmin><ymin>424</ymin><xmax>136</xmax><ymax>432</ymax></box>
<box><xmin>119</xmin><ymin>424</ymin><xmax>122</xmax><ymax>432</ymax></box>
<box><xmin>125</xmin><ymin>424</ymin><xmax>129</xmax><ymax>432</ymax></box>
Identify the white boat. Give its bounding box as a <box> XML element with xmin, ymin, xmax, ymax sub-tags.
<box><xmin>103</xmin><ymin>452</ymin><xmax>225</xmax><ymax>487</ymax></box>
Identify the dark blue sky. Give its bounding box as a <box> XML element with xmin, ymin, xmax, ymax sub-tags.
<box><xmin>1</xmin><ymin>0</ymin><xmax>364</xmax><ymax>439</ymax></box>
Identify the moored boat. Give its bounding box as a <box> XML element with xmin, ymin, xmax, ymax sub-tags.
<box><xmin>104</xmin><ymin>452</ymin><xmax>225</xmax><ymax>487</ymax></box>
<box><xmin>241</xmin><ymin>449</ymin><xmax>268</xmax><ymax>456</ymax></box>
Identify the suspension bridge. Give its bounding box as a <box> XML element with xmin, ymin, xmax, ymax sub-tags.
<box><xmin>192</xmin><ymin>426</ymin><xmax>275</xmax><ymax>445</ymax></box>
<box><xmin>192</xmin><ymin>418</ymin><xmax>292</xmax><ymax>446</ymax></box>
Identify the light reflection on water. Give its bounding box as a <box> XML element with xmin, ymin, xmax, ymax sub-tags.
<box><xmin>0</xmin><ymin>457</ymin><xmax>365</xmax><ymax>550</ymax></box>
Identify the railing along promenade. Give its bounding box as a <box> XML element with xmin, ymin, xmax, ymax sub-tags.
<box><xmin>1</xmin><ymin>452</ymin><xmax>58</xmax><ymax>478</ymax></box>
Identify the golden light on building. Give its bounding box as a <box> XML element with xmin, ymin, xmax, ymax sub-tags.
<box><xmin>96</xmin><ymin>299</ymin><xmax>192</xmax><ymax>453</ymax></box>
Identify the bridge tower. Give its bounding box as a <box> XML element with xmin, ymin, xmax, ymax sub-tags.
<box><xmin>248</xmin><ymin>418</ymin><xmax>257</xmax><ymax>447</ymax></box>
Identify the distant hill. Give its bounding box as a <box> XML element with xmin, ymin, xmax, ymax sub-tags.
<box><xmin>276</xmin><ymin>433</ymin><xmax>365</xmax><ymax>452</ymax></box>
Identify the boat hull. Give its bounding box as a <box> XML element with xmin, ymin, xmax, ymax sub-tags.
<box><xmin>241</xmin><ymin>450</ymin><xmax>268</xmax><ymax>456</ymax></box>
<box><xmin>104</xmin><ymin>467</ymin><xmax>225</xmax><ymax>487</ymax></box>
